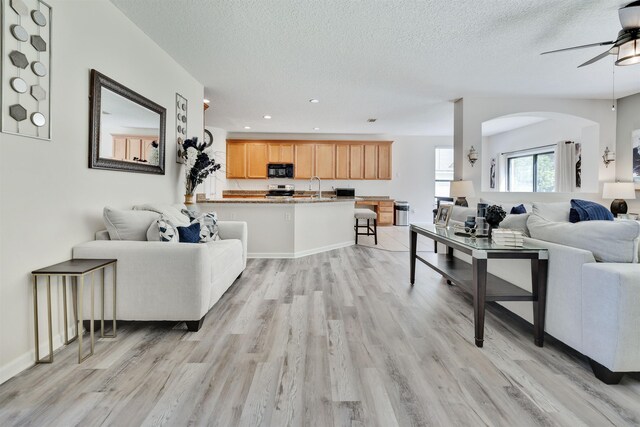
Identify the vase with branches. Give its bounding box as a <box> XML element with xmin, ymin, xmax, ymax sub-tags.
<box><xmin>181</xmin><ymin>137</ymin><xmax>221</xmax><ymax>204</ymax></box>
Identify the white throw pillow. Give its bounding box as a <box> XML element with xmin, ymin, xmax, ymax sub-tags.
<box><xmin>532</xmin><ymin>202</ymin><xmax>571</xmax><ymax>222</ymax></box>
<box><xmin>191</xmin><ymin>212</ymin><xmax>220</xmax><ymax>242</ymax></box>
<box><xmin>527</xmin><ymin>214</ymin><xmax>640</xmax><ymax>263</ymax></box>
<box><xmin>133</xmin><ymin>203</ymin><xmax>191</xmax><ymax>226</ymax></box>
<box><xmin>103</xmin><ymin>207</ymin><xmax>159</xmax><ymax>241</ymax></box>
<box><xmin>146</xmin><ymin>217</ymin><xmax>179</xmax><ymax>242</ymax></box>
<box><xmin>499</xmin><ymin>213</ymin><xmax>531</xmax><ymax>237</ymax></box>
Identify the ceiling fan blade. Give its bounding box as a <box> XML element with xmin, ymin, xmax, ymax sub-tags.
<box><xmin>541</xmin><ymin>41</ymin><xmax>614</xmax><ymax>55</ymax></box>
<box><xmin>577</xmin><ymin>49</ymin><xmax>615</xmax><ymax>68</ymax></box>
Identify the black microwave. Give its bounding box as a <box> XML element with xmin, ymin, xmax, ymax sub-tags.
<box><xmin>267</xmin><ymin>163</ymin><xmax>294</xmax><ymax>178</ymax></box>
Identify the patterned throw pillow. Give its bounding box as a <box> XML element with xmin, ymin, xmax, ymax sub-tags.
<box><xmin>180</xmin><ymin>209</ymin><xmax>220</xmax><ymax>243</ymax></box>
<box><xmin>146</xmin><ymin>217</ymin><xmax>179</xmax><ymax>242</ymax></box>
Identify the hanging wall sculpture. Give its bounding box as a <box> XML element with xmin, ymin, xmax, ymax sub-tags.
<box><xmin>1</xmin><ymin>0</ymin><xmax>52</xmax><ymax>140</ymax></box>
<box><xmin>176</xmin><ymin>93</ymin><xmax>187</xmax><ymax>163</ymax></box>
<box><xmin>575</xmin><ymin>142</ymin><xmax>582</xmax><ymax>189</ymax></box>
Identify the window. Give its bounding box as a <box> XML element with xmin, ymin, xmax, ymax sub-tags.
<box><xmin>435</xmin><ymin>147</ymin><xmax>454</xmax><ymax>197</ymax></box>
<box><xmin>507</xmin><ymin>151</ymin><xmax>555</xmax><ymax>192</ymax></box>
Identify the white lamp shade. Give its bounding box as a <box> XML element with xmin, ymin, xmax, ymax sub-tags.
<box><xmin>450</xmin><ymin>180</ymin><xmax>476</xmax><ymax>197</ymax></box>
<box><xmin>602</xmin><ymin>182</ymin><xmax>637</xmax><ymax>200</ymax></box>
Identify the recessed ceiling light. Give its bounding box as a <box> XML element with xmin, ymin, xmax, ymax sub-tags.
<box><xmin>313</xmin><ymin>127</ymin><xmax>320</xmax><ymax>131</ymax></box>
<box><xmin>309</xmin><ymin>99</ymin><xmax>320</xmax><ymax>104</ymax></box>
<box><xmin>203</xmin><ymin>98</ymin><xmax>210</xmax><ymax>104</ymax></box>
<box><xmin>244</xmin><ymin>126</ymin><xmax>251</xmax><ymax>129</ymax></box>
<box><xmin>263</xmin><ymin>115</ymin><xmax>272</xmax><ymax>119</ymax></box>
<box><xmin>367</xmin><ymin>118</ymin><xmax>377</xmax><ymax>123</ymax></box>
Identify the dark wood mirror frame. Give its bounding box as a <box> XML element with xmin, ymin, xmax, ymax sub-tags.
<box><xmin>89</xmin><ymin>69</ymin><xmax>166</xmax><ymax>174</ymax></box>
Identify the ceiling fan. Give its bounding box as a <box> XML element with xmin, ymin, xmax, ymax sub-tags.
<box><xmin>541</xmin><ymin>1</ymin><xmax>640</xmax><ymax>67</ymax></box>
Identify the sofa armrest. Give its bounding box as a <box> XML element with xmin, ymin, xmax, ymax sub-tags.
<box><xmin>217</xmin><ymin>221</ymin><xmax>248</xmax><ymax>266</ymax></box>
<box><xmin>72</xmin><ymin>240</ymin><xmax>213</xmax><ymax>320</ymax></box>
<box><xmin>582</xmin><ymin>263</ymin><xmax>640</xmax><ymax>372</ymax></box>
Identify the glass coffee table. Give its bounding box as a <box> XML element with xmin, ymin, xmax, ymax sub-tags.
<box><xmin>409</xmin><ymin>223</ymin><xmax>548</xmax><ymax>348</ymax></box>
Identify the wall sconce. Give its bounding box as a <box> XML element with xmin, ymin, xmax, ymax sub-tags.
<box><xmin>602</xmin><ymin>146</ymin><xmax>616</xmax><ymax>168</ymax></box>
<box><xmin>467</xmin><ymin>146</ymin><xmax>478</xmax><ymax>167</ymax></box>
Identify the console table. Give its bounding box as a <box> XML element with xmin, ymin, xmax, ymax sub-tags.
<box><xmin>409</xmin><ymin>224</ymin><xmax>548</xmax><ymax>348</ymax></box>
<box><xmin>31</xmin><ymin>259</ymin><xmax>117</xmax><ymax>364</ymax></box>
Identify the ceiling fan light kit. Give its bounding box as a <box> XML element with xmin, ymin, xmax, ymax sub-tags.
<box><xmin>541</xmin><ymin>1</ymin><xmax>640</xmax><ymax>67</ymax></box>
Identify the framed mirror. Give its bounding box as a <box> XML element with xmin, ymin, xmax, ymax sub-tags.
<box><xmin>89</xmin><ymin>69</ymin><xmax>166</xmax><ymax>174</ymax></box>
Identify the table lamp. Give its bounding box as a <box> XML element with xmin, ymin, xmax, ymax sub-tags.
<box><xmin>602</xmin><ymin>182</ymin><xmax>636</xmax><ymax>217</ymax></box>
<box><xmin>449</xmin><ymin>180</ymin><xmax>475</xmax><ymax>207</ymax></box>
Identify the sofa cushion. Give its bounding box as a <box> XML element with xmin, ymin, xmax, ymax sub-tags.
<box><xmin>532</xmin><ymin>202</ymin><xmax>571</xmax><ymax>222</ymax></box>
<box><xmin>147</xmin><ymin>217</ymin><xmax>179</xmax><ymax>242</ymax></box>
<box><xmin>177</xmin><ymin>223</ymin><xmax>201</xmax><ymax>243</ymax></box>
<box><xmin>450</xmin><ymin>205</ymin><xmax>476</xmax><ymax>224</ymax></box>
<box><xmin>510</xmin><ymin>204</ymin><xmax>527</xmax><ymax>215</ymax></box>
<box><xmin>499</xmin><ymin>213</ymin><xmax>531</xmax><ymax>237</ymax></box>
<box><xmin>528</xmin><ymin>214</ymin><xmax>640</xmax><ymax>263</ymax></box>
<box><xmin>569</xmin><ymin>199</ymin><xmax>614</xmax><ymax>222</ymax></box>
<box><xmin>103</xmin><ymin>207</ymin><xmax>159</xmax><ymax>241</ymax></box>
<box><xmin>133</xmin><ymin>203</ymin><xmax>191</xmax><ymax>226</ymax></box>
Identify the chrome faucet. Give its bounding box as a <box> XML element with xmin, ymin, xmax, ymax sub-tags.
<box><xmin>309</xmin><ymin>176</ymin><xmax>321</xmax><ymax>198</ymax></box>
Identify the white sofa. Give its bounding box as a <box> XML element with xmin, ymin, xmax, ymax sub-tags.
<box><xmin>72</xmin><ymin>204</ymin><xmax>247</xmax><ymax>332</ymax></box>
<box><xmin>449</xmin><ymin>202</ymin><xmax>640</xmax><ymax>384</ymax></box>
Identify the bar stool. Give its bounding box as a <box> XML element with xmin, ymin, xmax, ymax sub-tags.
<box><xmin>354</xmin><ymin>208</ymin><xmax>378</xmax><ymax>245</ymax></box>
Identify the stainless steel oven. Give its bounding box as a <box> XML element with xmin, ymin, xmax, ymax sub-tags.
<box><xmin>267</xmin><ymin>163</ymin><xmax>294</xmax><ymax>178</ymax></box>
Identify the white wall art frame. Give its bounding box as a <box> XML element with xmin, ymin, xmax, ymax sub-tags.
<box><xmin>176</xmin><ymin>92</ymin><xmax>187</xmax><ymax>163</ymax></box>
<box><xmin>1</xmin><ymin>0</ymin><xmax>52</xmax><ymax>140</ymax></box>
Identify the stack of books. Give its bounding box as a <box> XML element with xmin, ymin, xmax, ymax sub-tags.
<box><xmin>492</xmin><ymin>229</ymin><xmax>524</xmax><ymax>247</ymax></box>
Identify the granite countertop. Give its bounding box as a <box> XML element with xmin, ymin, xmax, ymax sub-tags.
<box><xmin>197</xmin><ymin>197</ymin><xmax>360</xmax><ymax>204</ymax></box>
<box><xmin>205</xmin><ymin>191</ymin><xmax>392</xmax><ymax>202</ymax></box>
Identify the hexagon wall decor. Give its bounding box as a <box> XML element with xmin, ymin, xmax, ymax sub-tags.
<box><xmin>9</xmin><ymin>50</ymin><xmax>28</xmax><ymax>69</ymax></box>
<box><xmin>10</xmin><ymin>0</ymin><xmax>28</xmax><ymax>15</ymax></box>
<box><xmin>30</xmin><ymin>35</ymin><xmax>47</xmax><ymax>52</ymax></box>
<box><xmin>9</xmin><ymin>105</ymin><xmax>27</xmax><ymax>122</ymax></box>
<box><xmin>31</xmin><ymin>85</ymin><xmax>46</xmax><ymax>101</ymax></box>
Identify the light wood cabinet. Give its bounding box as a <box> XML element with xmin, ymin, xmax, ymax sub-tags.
<box><xmin>349</xmin><ymin>145</ymin><xmax>364</xmax><ymax>179</ymax></box>
<box><xmin>226</xmin><ymin>139</ymin><xmax>392</xmax><ymax>180</ymax></box>
<box><xmin>314</xmin><ymin>144</ymin><xmax>335</xmax><ymax>179</ymax></box>
<box><xmin>226</xmin><ymin>143</ymin><xmax>247</xmax><ymax>178</ymax></box>
<box><xmin>246</xmin><ymin>143</ymin><xmax>268</xmax><ymax>178</ymax></box>
<box><xmin>378</xmin><ymin>144</ymin><xmax>392</xmax><ymax>180</ymax></box>
<box><xmin>335</xmin><ymin>144</ymin><xmax>350</xmax><ymax>179</ymax></box>
<box><xmin>364</xmin><ymin>144</ymin><xmax>378</xmax><ymax>179</ymax></box>
<box><xmin>267</xmin><ymin>143</ymin><xmax>294</xmax><ymax>163</ymax></box>
<box><xmin>294</xmin><ymin>144</ymin><xmax>314</xmax><ymax>179</ymax></box>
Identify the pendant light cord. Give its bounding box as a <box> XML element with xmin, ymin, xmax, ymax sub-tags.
<box><xmin>612</xmin><ymin>58</ymin><xmax>616</xmax><ymax>112</ymax></box>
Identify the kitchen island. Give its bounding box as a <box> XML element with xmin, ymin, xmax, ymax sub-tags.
<box><xmin>197</xmin><ymin>197</ymin><xmax>356</xmax><ymax>258</ymax></box>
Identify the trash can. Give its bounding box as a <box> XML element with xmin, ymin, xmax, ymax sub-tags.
<box><xmin>394</xmin><ymin>201</ymin><xmax>410</xmax><ymax>226</ymax></box>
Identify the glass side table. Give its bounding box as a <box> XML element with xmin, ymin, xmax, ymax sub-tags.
<box><xmin>31</xmin><ymin>258</ymin><xmax>117</xmax><ymax>363</ymax></box>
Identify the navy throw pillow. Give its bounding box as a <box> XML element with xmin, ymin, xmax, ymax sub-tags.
<box><xmin>510</xmin><ymin>204</ymin><xmax>527</xmax><ymax>215</ymax></box>
<box><xmin>570</xmin><ymin>199</ymin><xmax>614</xmax><ymax>222</ymax></box>
<box><xmin>569</xmin><ymin>208</ymin><xmax>581</xmax><ymax>223</ymax></box>
<box><xmin>177</xmin><ymin>222</ymin><xmax>201</xmax><ymax>243</ymax></box>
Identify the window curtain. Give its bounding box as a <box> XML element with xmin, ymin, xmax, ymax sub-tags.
<box><xmin>555</xmin><ymin>141</ymin><xmax>574</xmax><ymax>192</ymax></box>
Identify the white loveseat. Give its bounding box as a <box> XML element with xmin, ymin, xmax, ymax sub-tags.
<box><xmin>449</xmin><ymin>202</ymin><xmax>640</xmax><ymax>384</ymax></box>
<box><xmin>72</xmin><ymin>204</ymin><xmax>247</xmax><ymax>331</ymax></box>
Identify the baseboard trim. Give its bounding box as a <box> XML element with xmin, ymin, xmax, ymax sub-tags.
<box><xmin>248</xmin><ymin>241</ymin><xmax>354</xmax><ymax>259</ymax></box>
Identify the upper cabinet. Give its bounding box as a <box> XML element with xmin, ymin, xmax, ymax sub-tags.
<box><xmin>294</xmin><ymin>144</ymin><xmax>315</xmax><ymax>179</ymax></box>
<box><xmin>226</xmin><ymin>140</ymin><xmax>392</xmax><ymax>180</ymax></box>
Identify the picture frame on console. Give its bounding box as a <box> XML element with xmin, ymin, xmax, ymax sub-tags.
<box><xmin>435</xmin><ymin>204</ymin><xmax>452</xmax><ymax>227</ymax></box>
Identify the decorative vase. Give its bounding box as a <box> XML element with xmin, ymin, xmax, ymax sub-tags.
<box><xmin>184</xmin><ymin>194</ymin><xmax>195</xmax><ymax>205</ymax></box>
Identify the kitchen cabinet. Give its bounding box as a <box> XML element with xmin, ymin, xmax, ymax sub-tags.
<box><xmin>226</xmin><ymin>142</ymin><xmax>247</xmax><ymax>178</ymax></box>
<box><xmin>247</xmin><ymin>143</ymin><xmax>268</xmax><ymax>178</ymax></box>
<box><xmin>378</xmin><ymin>144</ymin><xmax>392</xmax><ymax>180</ymax></box>
<box><xmin>268</xmin><ymin>143</ymin><xmax>294</xmax><ymax>163</ymax></box>
<box><xmin>364</xmin><ymin>144</ymin><xmax>378</xmax><ymax>179</ymax></box>
<box><xmin>111</xmin><ymin>135</ymin><xmax>158</xmax><ymax>163</ymax></box>
<box><xmin>314</xmin><ymin>144</ymin><xmax>335</xmax><ymax>179</ymax></box>
<box><xmin>349</xmin><ymin>145</ymin><xmax>364</xmax><ymax>179</ymax></box>
<box><xmin>226</xmin><ymin>139</ymin><xmax>392</xmax><ymax>180</ymax></box>
<box><xmin>294</xmin><ymin>144</ymin><xmax>314</xmax><ymax>179</ymax></box>
<box><xmin>335</xmin><ymin>144</ymin><xmax>350</xmax><ymax>179</ymax></box>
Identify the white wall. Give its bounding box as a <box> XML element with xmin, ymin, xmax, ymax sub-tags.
<box><xmin>0</xmin><ymin>0</ymin><xmax>203</xmax><ymax>383</ymax></box>
<box><xmin>204</xmin><ymin>131</ymin><xmax>452</xmax><ymax>223</ymax></box>
<box><xmin>454</xmin><ymin>97</ymin><xmax>618</xmax><ymax>207</ymax></box>
<box><xmin>616</xmin><ymin>92</ymin><xmax>640</xmax><ymax>212</ymax></box>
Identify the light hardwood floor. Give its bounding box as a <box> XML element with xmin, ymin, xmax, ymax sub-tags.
<box><xmin>1</xmin><ymin>246</ymin><xmax>640</xmax><ymax>426</ymax></box>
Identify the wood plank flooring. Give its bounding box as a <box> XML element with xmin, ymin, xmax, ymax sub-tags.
<box><xmin>1</xmin><ymin>245</ymin><xmax>640</xmax><ymax>426</ymax></box>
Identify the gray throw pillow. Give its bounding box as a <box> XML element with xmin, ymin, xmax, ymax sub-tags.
<box><xmin>103</xmin><ymin>207</ymin><xmax>159</xmax><ymax>241</ymax></box>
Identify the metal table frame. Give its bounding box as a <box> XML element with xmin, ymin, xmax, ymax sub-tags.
<box><xmin>409</xmin><ymin>224</ymin><xmax>548</xmax><ymax>348</ymax></box>
<box><xmin>32</xmin><ymin>259</ymin><xmax>117</xmax><ymax>364</ymax></box>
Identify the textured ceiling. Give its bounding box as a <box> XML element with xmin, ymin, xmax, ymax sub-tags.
<box><xmin>111</xmin><ymin>0</ymin><xmax>640</xmax><ymax>136</ymax></box>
